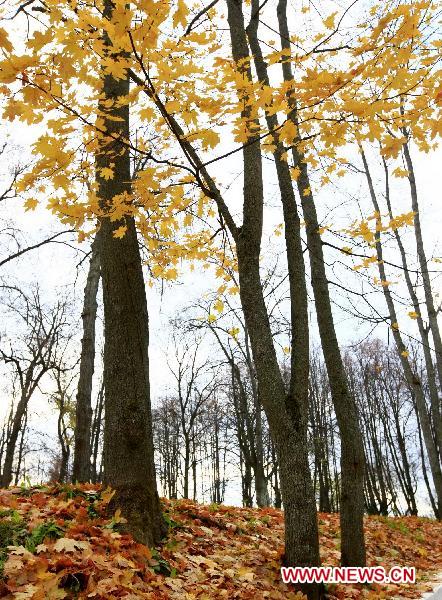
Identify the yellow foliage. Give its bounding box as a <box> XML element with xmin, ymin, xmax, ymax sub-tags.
<box><xmin>24</xmin><ymin>198</ymin><xmax>38</xmax><ymax>211</ymax></box>
<box><xmin>113</xmin><ymin>225</ymin><xmax>127</xmax><ymax>239</ymax></box>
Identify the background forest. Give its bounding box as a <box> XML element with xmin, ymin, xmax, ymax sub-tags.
<box><xmin>0</xmin><ymin>0</ymin><xmax>441</xmax><ymax>598</ymax></box>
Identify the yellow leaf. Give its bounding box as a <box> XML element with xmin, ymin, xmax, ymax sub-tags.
<box><xmin>279</xmin><ymin>119</ymin><xmax>297</xmax><ymax>145</ymax></box>
<box><xmin>163</xmin><ymin>268</ymin><xmax>178</xmax><ymax>280</ymax></box>
<box><xmin>173</xmin><ymin>0</ymin><xmax>189</xmax><ymax>28</ymax></box>
<box><xmin>24</xmin><ymin>198</ymin><xmax>38</xmax><ymax>211</ymax></box>
<box><xmin>214</xmin><ymin>298</ymin><xmax>224</xmax><ymax>313</ymax></box>
<box><xmin>0</xmin><ymin>27</ymin><xmax>13</xmax><ymax>52</ymax></box>
<box><xmin>392</xmin><ymin>167</ymin><xmax>409</xmax><ymax>178</ymax></box>
<box><xmin>401</xmin><ymin>350</ymin><xmax>409</xmax><ymax>358</ymax></box>
<box><xmin>323</xmin><ymin>12</ymin><xmax>338</xmax><ymax>29</ymax></box>
<box><xmin>291</xmin><ymin>166</ymin><xmax>301</xmax><ymax>181</ymax></box>
<box><xmin>139</xmin><ymin>106</ymin><xmax>156</xmax><ymax>121</ymax></box>
<box><xmin>408</xmin><ymin>311</ymin><xmax>419</xmax><ymax>319</ymax></box>
<box><xmin>199</xmin><ymin>129</ymin><xmax>220</xmax><ymax>150</ymax></box>
<box><xmin>113</xmin><ymin>225</ymin><xmax>127</xmax><ymax>239</ymax></box>
<box><xmin>113</xmin><ymin>508</ymin><xmax>127</xmax><ymax>524</ymax></box>
<box><xmin>228</xmin><ymin>327</ymin><xmax>240</xmax><ymax>340</ymax></box>
<box><xmin>237</xmin><ymin>567</ymin><xmax>255</xmax><ymax>582</ymax></box>
<box><xmin>208</xmin><ymin>314</ymin><xmax>217</xmax><ymax>323</ymax></box>
<box><xmin>100</xmin><ymin>167</ymin><xmax>114</xmax><ymax>180</ymax></box>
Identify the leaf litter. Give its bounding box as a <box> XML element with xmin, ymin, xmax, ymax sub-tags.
<box><xmin>0</xmin><ymin>484</ymin><xmax>440</xmax><ymax>599</ymax></box>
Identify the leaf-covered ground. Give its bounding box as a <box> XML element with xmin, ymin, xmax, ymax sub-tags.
<box><xmin>0</xmin><ymin>484</ymin><xmax>440</xmax><ymax>599</ymax></box>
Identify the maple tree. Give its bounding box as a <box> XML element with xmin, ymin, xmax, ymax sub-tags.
<box><xmin>0</xmin><ymin>0</ymin><xmax>441</xmax><ymax>597</ymax></box>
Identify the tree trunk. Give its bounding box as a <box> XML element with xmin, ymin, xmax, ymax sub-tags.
<box><xmin>91</xmin><ymin>379</ymin><xmax>104</xmax><ymax>483</ymax></box>
<box><xmin>226</xmin><ymin>1</ymin><xmax>321</xmax><ymax>596</ymax></box>
<box><xmin>272</xmin><ymin>0</ymin><xmax>366</xmax><ymax>567</ymax></box>
<box><xmin>1</xmin><ymin>392</ymin><xmax>28</xmax><ymax>488</ymax></box>
<box><xmin>183</xmin><ymin>436</ymin><xmax>190</xmax><ymax>499</ymax></box>
<box><xmin>400</xmin><ymin>143</ymin><xmax>442</xmax><ymax>461</ymax></box>
<box><xmin>361</xmin><ymin>148</ymin><xmax>442</xmax><ymax>519</ymax></box>
<box><xmin>14</xmin><ymin>408</ymin><xmax>28</xmax><ymax>486</ymax></box>
<box><xmin>98</xmin><ymin>0</ymin><xmax>165</xmax><ymax>546</ymax></box>
<box><xmin>73</xmin><ymin>234</ymin><xmax>100</xmax><ymax>482</ymax></box>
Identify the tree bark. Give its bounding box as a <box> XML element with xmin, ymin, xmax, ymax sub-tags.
<box><xmin>273</xmin><ymin>0</ymin><xmax>366</xmax><ymax>567</ymax></box>
<box><xmin>98</xmin><ymin>0</ymin><xmax>165</xmax><ymax>546</ymax></box>
<box><xmin>226</xmin><ymin>2</ymin><xmax>322</xmax><ymax>596</ymax></box>
<box><xmin>73</xmin><ymin>234</ymin><xmax>100</xmax><ymax>482</ymax></box>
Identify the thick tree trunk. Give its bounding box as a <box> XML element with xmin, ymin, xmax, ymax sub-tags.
<box><xmin>73</xmin><ymin>235</ymin><xmax>100</xmax><ymax>482</ymax></box>
<box><xmin>98</xmin><ymin>0</ymin><xmax>165</xmax><ymax>545</ymax></box>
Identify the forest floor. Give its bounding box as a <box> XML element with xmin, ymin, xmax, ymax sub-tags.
<box><xmin>0</xmin><ymin>484</ymin><xmax>441</xmax><ymax>599</ymax></box>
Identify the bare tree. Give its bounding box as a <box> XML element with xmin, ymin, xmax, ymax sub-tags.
<box><xmin>0</xmin><ymin>287</ymin><xmax>70</xmax><ymax>487</ymax></box>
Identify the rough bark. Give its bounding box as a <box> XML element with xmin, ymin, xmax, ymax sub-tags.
<box><xmin>132</xmin><ymin>2</ymin><xmax>322</xmax><ymax>590</ymax></box>
<box><xmin>227</xmin><ymin>1</ymin><xmax>321</xmax><ymax>596</ymax></box>
<box><xmin>98</xmin><ymin>0</ymin><xmax>165</xmax><ymax>545</ymax></box>
<box><xmin>72</xmin><ymin>235</ymin><xmax>100</xmax><ymax>482</ymax></box>
<box><xmin>274</xmin><ymin>0</ymin><xmax>366</xmax><ymax>566</ymax></box>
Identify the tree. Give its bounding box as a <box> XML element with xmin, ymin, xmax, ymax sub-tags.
<box><xmin>186</xmin><ymin>297</ymin><xmax>271</xmax><ymax>508</ymax></box>
<box><xmin>48</xmin><ymin>368</ymin><xmax>76</xmax><ymax>483</ymax></box>
<box><xmin>0</xmin><ymin>287</ymin><xmax>69</xmax><ymax>487</ymax></box>
<box><xmin>95</xmin><ymin>0</ymin><xmax>165</xmax><ymax>545</ymax></box>
<box><xmin>2</xmin><ymin>0</ymin><xmax>441</xmax><ymax>589</ymax></box>
<box><xmin>72</xmin><ymin>235</ymin><xmax>100</xmax><ymax>483</ymax></box>
<box><xmin>245</xmin><ymin>0</ymin><xmax>366</xmax><ymax>565</ymax></box>
<box><xmin>167</xmin><ymin>333</ymin><xmax>218</xmax><ymax>499</ymax></box>
<box><xmin>360</xmin><ymin>150</ymin><xmax>442</xmax><ymax>518</ymax></box>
